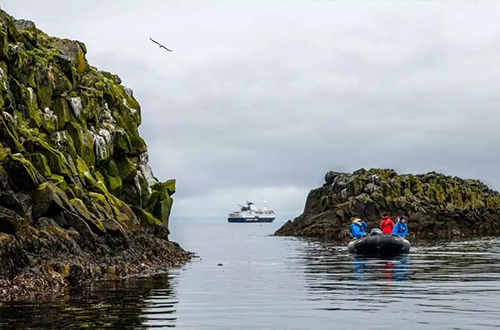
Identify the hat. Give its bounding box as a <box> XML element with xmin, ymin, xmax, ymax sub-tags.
<box><xmin>399</xmin><ymin>215</ymin><xmax>405</xmax><ymax>220</ymax></box>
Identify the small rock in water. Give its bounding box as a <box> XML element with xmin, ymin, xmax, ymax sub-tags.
<box><xmin>217</xmin><ymin>263</ymin><xmax>223</xmax><ymax>266</ymax></box>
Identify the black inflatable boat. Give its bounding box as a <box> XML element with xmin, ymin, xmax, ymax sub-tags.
<box><xmin>348</xmin><ymin>231</ymin><xmax>410</xmax><ymax>256</ymax></box>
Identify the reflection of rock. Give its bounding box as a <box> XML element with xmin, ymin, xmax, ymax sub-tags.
<box><xmin>0</xmin><ymin>9</ymin><xmax>190</xmax><ymax>298</ymax></box>
<box><xmin>0</xmin><ymin>274</ymin><xmax>178</xmax><ymax>328</ymax></box>
<box><xmin>276</xmin><ymin>168</ymin><xmax>500</xmax><ymax>240</ymax></box>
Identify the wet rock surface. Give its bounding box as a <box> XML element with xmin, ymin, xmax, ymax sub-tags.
<box><xmin>275</xmin><ymin>168</ymin><xmax>500</xmax><ymax>240</ymax></box>
<box><xmin>0</xmin><ymin>229</ymin><xmax>192</xmax><ymax>300</ymax></box>
<box><xmin>0</xmin><ymin>10</ymin><xmax>191</xmax><ymax>299</ymax></box>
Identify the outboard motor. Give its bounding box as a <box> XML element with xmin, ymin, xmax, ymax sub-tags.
<box><xmin>370</xmin><ymin>228</ymin><xmax>382</xmax><ymax>235</ymax></box>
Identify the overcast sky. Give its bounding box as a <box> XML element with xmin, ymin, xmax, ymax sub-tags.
<box><xmin>3</xmin><ymin>1</ymin><xmax>500</xmax><ymax>220</ymax></box>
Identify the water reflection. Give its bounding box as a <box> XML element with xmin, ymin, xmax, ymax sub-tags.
<box><xmin>299</xmin><ymin>238</ymin><xmax>500</xmax><ymax>282</ymax></box>
<box><xmin>297</xmin><ymin>237</ymin><xmax>500</xmax><ymax>312</ymax></box>
<box><xmin>1</xmin><ymin>220</ymin><xmax>500</xmax><ymax>330</ymax></box>
<box><xmin>0</xmin><ymin>273</ymin><xmax>178</xmax><ymax>329</ymax></box>
<box><xmin>353</xmin><ymin>256</ymin><xmax>408</xmax><ymax>282</ymax></box>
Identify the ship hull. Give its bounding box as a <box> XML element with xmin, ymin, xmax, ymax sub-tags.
<box><xmin>228</xmin><ymin>217</ymin><xmax>275</xmax><ymax>223</ymax></box>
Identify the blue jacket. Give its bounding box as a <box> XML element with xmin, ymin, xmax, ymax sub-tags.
<box><xmin>392</xmin><ymin>222</ymin><xmax>408</xmax><ymax>237</ymax></box>
<box><xmin>350</xmin><ymin>221</ymin><xmax>367</xmax><ymax>239</ymax></box>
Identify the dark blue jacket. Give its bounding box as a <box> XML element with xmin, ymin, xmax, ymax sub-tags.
<box><xmin>350</xmin><ymin>221</ymin><xmax>367</xmax><ymax>239</ymax></box>
<box><xmin>392</xmin><ymin>222</ymin><xmax>408</xmax><ymax>237</ymax></box>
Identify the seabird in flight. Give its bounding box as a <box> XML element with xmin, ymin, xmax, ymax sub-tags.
<box><xmin>149</xmin><ymin>38</ymin><xmax>172</xmax><ymax>52</ymax></box>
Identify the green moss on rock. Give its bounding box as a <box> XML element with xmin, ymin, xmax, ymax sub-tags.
<box><xmin>0</xmin><ymin>115</ymin><xmax>24</xmax><ymax>153</ymax></box>
<box><xmin>160</xmin><ymin>179</ymin><xmax>176</xmax><ymax>199</ymax></box>
<box><xmin>0</xmin><ymin>9</ymin><xmax>177</xmax><ymax>249</ymax></box>
<box><xmin>153</xmin><ymin>194</ymin><xmax>173</xmax><ymax>227</ymax></box>
<box><xmin>0</xmin><ymin>143</ymin><xmax>10</xmax><ymax>161</ymax></box>
<box><xmin>67</xmin><ymin>122</ymin><xmax>94</xmax><ymax>167</ymax></box>
<box><xmin>52</xmin><ymin>98</ymin><xmax>72</xmax><ymax>129</ymax></box>
<box><xmin>28</xmin><ymin>152</ymin><xmax>51</xmax><ymax>177</ymax></box>
<box><xmin>70</xmin><ymin>198</ymin><xmax>106</xmax><ymax>234</ymax></box>
<box><xmin>97</xmin><ymin>159</ymin><xmax>122</xmax><ymax>195</ymax></box>
<box><xmin>115</xmin><ymin>156</ymin><xmax>136</xmax><ymax>182</ymax></box>
<box><xmin>132</xmin><ymin>206</ymin><xmax>163</xmax><ymax>227</ymax></box>
<box><xmin>4</xmin><ymin>153</ymin><xmax>45</xmax><ymax>190</ymax></box>
<box><xmin>29</xmin><ymin>182</ymin><xmax>68</xmax><ymax>219</ymax></box>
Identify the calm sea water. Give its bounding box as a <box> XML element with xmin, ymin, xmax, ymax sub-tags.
<box><xmin>1</xmin><ymin>219</ymin><xmax>500</xmax><ymax>329</ymax></box>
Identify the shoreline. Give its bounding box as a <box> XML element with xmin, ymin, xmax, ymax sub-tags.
<box><xmin>0</xmin><ymin>230</ymin><xmax>193</xmax><ymax>301</ymax></box>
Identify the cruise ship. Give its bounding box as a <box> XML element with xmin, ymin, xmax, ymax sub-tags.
<box><xmin>228</xmin><ymin>201</ymin><xmax>276</xmax><ymax>223</ymax></box>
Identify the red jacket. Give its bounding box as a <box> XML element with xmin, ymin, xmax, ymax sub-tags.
<box><xmin>380</xmin><ymin>217</ymin><xmax>394</xmax><ymax>234</ymax></box>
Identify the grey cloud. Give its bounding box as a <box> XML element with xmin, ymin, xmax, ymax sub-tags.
<box><xmin>4</xmin><ymin>1</ymin><xmax>500</xmax><ymax>218</ymax></box>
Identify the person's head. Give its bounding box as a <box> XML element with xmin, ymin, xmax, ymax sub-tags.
<box><xmin>351</xmin><ymin>217</ymin><xmax>361</xmax><ymax>224</ymax></box>
<box><xmin>399</xmin><ymin>215</ymin><xmax>406</xmax><ymax>223</ymax></box>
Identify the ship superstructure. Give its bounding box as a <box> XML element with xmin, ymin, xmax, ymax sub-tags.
<box><xmin>228</xmin><ymin>201</ymin><xmax>276</xmax><ymax>223</ymax></box>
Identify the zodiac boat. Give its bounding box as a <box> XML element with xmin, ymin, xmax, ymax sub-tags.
<box><xmin>348</xmin><ymin>229</ymin><xmax>410</xmax><ymax>256</ymax></box>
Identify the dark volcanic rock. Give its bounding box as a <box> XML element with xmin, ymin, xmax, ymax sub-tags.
<box><xmin>275</xmin><ymin>168</ymin><xmax>500</xmax><ymax>240</ymax></box>
<box><xmin>0</xmin><ymin>206</ymin><xmax>23</xmax><ymax>234</ymax></box>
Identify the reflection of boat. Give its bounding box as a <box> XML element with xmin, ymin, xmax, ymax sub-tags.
<box><xmin>348</xmin><ymin>232</ymin><xmax>410</xmax><ymax>256</ymax></box>
<box><xmin>353</xmin><ymin>255</ymin><xmax>409</xmax><ymax>282</ymax></box>
<box><xmin>228</xmin><ymin>201</ymin><xmax>276</xmax><ymax>223</ymax></box>
<box><xmin>393</xmin><ymin>257</ymin><xmax>408</xmax><ymax>281</ymax></box>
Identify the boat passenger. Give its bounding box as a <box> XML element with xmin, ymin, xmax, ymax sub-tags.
<box><xmin>392</xmin><ymin>215</ymin><xmax>408</xmax><ymax>238</ymax></box>
<box><xmin>349</xmin><ymin>218</ymin><xmax>367</xmax><ymax>239</ymax></box>
<box><xmin>380</xmin><ymin>215</ymin><xmax>394</xmax><ymax>234</ymax></box>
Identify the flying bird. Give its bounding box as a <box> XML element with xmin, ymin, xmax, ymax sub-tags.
<box><xmin>149</xmin><ymin>38</ymin><xmax>172</xmax><ymax>52</ymax></box>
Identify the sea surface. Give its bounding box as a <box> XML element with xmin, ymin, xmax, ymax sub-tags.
<box><xmin>1</xmin><ymin>218</ymin><xmax>500</xmax><ymax>329</ymax></box>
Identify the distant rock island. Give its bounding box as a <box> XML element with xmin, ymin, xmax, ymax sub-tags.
<box><xmin>275</xmin><ymin>168</ymin><xmax>500</xmax><ymax>240</ymax></box>
<box><xmin>0</xmin><ymin>10</ymin><xmax>190</xmax><ymax>298</ymax></box>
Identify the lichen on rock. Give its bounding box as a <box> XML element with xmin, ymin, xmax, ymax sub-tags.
<box><xmin>0</xmin><ymin>10</ymin><xmax>189</xmax><ymax>299</ymax></box>
<box><xmin>275</xmin><ymin>168</ymin><xmax>500</xmax><ymax>240</ymax></box>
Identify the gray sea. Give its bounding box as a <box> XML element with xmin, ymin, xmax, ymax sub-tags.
<box><xmin>1</xmin><ymin>219</ymin><xmax>499</xmax><ymax>329</ymax></box>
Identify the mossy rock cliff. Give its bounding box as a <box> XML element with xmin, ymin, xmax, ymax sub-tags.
<box><xmin>275</xmin><ymin>168</ymin><xmax>500</xmax><ymax>240</ymax></box>
<box><xmin>0</xmin><ymin>10</ymin><xmax>189</xmax><ymax>298</ymax></box>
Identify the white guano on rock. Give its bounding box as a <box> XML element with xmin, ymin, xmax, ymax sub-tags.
<box><xmin>90</xmin><ymin>127</ymin><xmax>114</xmax><ymax>164</ymax></box>
<box><xmin>68</xmin><ymin>97</ymin><xmax>82</xmax><ymax>118</ymax></box>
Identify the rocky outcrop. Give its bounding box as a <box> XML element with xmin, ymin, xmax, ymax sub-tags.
<box><xmin>275</xmin><ymin>168</ymin><xmax>500</xmax><ymax>240</ymax></box>
<box><xmin>0</xmin><ymin>11</ymin><xmax>190</xmax><ymax>298</ymax></box>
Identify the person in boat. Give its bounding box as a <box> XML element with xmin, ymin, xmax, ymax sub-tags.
<box><xmin>380</xmin><ymin>214</ymin><xmax>394</xmax><ymax>234</ymax></box>
<box><xmin>392</xmin><ymin>215</ymin><xmax>408</xmax><ymax>237</ymax></box>
<box><xmin>349</xmin><ymin>217</ymin><xmax>368</xmax><ymax>239</ymax></box>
